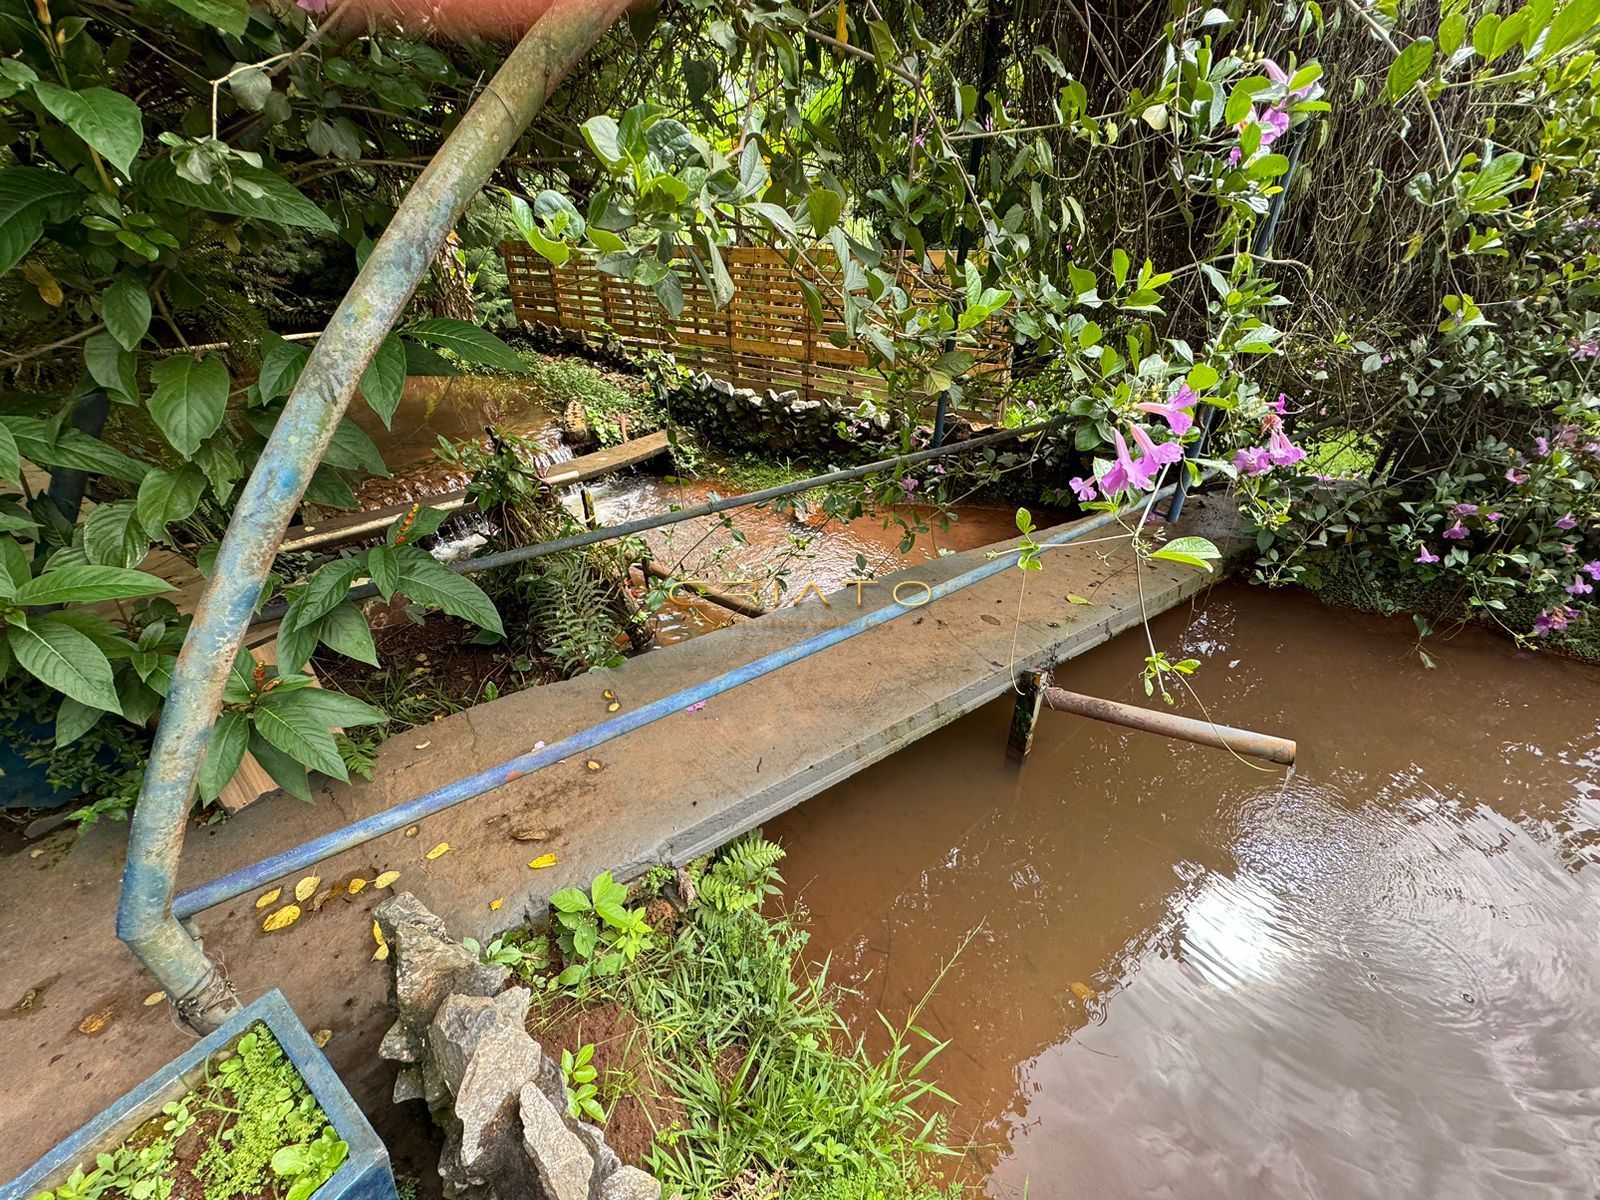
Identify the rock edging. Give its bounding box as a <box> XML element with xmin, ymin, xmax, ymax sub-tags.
<box><xmin>376</xmin><ymin>893</ymin><xmax>659</xmax><ymax>1200</ymax></box>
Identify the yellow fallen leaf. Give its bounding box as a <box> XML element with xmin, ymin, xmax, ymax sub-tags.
<box><xmin>373</xmin><ymin>944</ymin><xmax>389</xmax><ymax>962</ymax></box>
<box><xmin>607</xmin><ymin>702</ymin><xmax>620</xmax><ymax>712</ymax></box>
<box><xmin>489</xmin><ymin>898</ymin><xmax>504</xmax><ymax>911</ymax></box>
<box><xmin>425</xmin><ymin>842</ymin><xmax>450</xmax><ymax>860</ymax></box>
<box><xmin>312</xmin><ymin>1028</ymin><xmax>333</xmax><ymax>1048</ymax></box>
<box><xmin>586</xmin><ymin>760</ymin><xmax>602</xmax><ymax>772</ymax></box>
<box><xmin>1066</xmin><ymin>593</ymin><xmax>1093</xmax><ymax>606</ymax></box>
<box><xmin>374</xmin><ymin>870</ymin><xmax>400</xmax><ymax>889</ymax></box>
<box><xmin>294</xmin><ymin>875</ymin><xmax>321</xmax><ymax>903</ymax></box>
<box><xmin>1069</xmin><ymin>980</ymin><xmax>1097</xmax><ymax>1003</ymax></box>
<box><xmin>404</xmin><ymin>825</ymin><xmax>419</xmax><ymax>838</ymax></box>
<box><xmin>348</xmin><ymin>878</ymin><xmax>368</xmax><ymax>895</ymax></box>
<box><xmin>255</xmin><ymin>887</ymin><xmax>282</xmax><ymax>909</ymax></box>
<box><xmin>78</xmin><ymin>1008</ymin><xmax>112</xmax><ymax>1036</ymax></box>
<box><xmin>143</xmin><ymin>991</ymin><xmax>166</xmax><ymax>1007</ymax></box>
<box><xmin>528</xmin><ymin>853</ymin><xmax>558</xmax><ymax>870</ymax></box>
<box><xmin>263</xmin><ymin>904</ymin><xmax>302</xmax><ymax>932</ymax></box>
<box><xmin>603</xmin><ymin>689</ymin><xmax>615</xmax><ymax>700</ymax></box>
<box><xmin>372</xmin><ymin>919</ymin><xmax>388</xmax><ymax>961</ymax></box>
<box><xmin>414</xmin><ymin>741</ymin><xmax>431</xmax><ymax>750</ymax></box>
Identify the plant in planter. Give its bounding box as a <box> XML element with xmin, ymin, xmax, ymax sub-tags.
<box><xmin>2</xmin><ymin>991</ymin><xmax>394</xmax><ymax>1200</ymax></box>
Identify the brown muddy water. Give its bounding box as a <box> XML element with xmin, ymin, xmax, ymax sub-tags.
<box><xmin>767</xmin><ymin>584</ymin><xmax>1600</xmax><ymax>1199</ymax></box>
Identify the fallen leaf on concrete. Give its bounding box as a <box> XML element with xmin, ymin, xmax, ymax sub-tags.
<box><xmin>78</xmin><ymin>1008</ymin><xmax>112</xmax><ymax>1036</ymax></box>
<box><xmin>294</xmin><ymin>876</ymin><xmax>320</xmax><ymax>903</ymax></box>
<box><xmin>607</xmin><ymin>702</ymin><xmax>620</xmax><ymax>712</ymax></box>
<box><xmin>142</xmin><ymin>991</ymin><xmax>165</xmax><ymax>1007</ymax></box>
<box><xmin>404</xmin><ymin>825</ymin><xmax>420</xmax><ymax>838</ymax></box>
<box><xmin>372</xmin><ymin>920</ymin><xmax>388</xmax><ymax>961</ymax></box>
<box><xmin>586</xmin><ymin>760</ymin><xmax>602</xmax><ymax>772</ymax></box>
<box><xmin>980</xmin><ymin>613</ymin><xmax>1003</xmax><ymax>625</ymax></box>
<box><xmin>603</xmin><ymin>689</ymin><xmax>615</xmax><ymax>700</ymax></box>
<box><xmin>684</xmin><ymin>700</ymin><xmax>707</xmax><ymax>713</ymax></box>
<box><xmin>528</xmin><ymin>854</ymin><xmax>558</xmax><ymax>870</ymax></box>
<box><xmin>1066</xmin><ymin>593</ymin><xmax>1093</xmax><ymax>605</ymax></box>
<box><xmin>255</xmin><ymin>887</ymin><xmax>282</xmax><ymax>909</ymax></box>
<box><xmin>511</xmin><ymin>828</ymin><xmax>550</xmax><ymax>842</ymax></box>
<box><xmin>311</xmin><ymin>888</ymin><xmax>334</xmax><ymax>912</ymax></box>
<box><xmin>425</xmin><ymin>842</ymin><xmax>450</xmax><ymax>860</ymax></box>
<box><xmin>374</xmin><ymin>870</ymin><xmax>400</xmax><ymax>889</ymax></box>
<box><xmin>263</xmin><ymin>904</ymin><xmax>302</xmax><ymax>932</ymax></box>
<box><xmin>312</xmin><ymin>1029</ymin><xmax>333</xmax><ymax>1047</ymax></box>
<box><xmin>414</xmin><ymin>741</ymin><xmax>431</xmax><ymax>750</ymax></box>
<box><xmin>489</xmin><ymin>898</ymin><xmax>503</xmax><ymax>911</ymax></box>
<box><xmin>348</xmin><ymin>878</ymin><xmax>368</xmax><ymax>895</ymax></box>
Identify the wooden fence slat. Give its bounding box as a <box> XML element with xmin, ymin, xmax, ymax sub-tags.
<box><xmin>499</xmin><ymin>242</ymin><xmax>1011</xmax><ymax>414</ymax></box>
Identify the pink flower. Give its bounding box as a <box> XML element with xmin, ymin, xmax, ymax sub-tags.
<box><xmin>1582</xmin><ymin>560</ymin><xmax>1600</xmax><ymax>580</ymax></box>
<box><xmin>1442</xmin><ymin>520</ymin><xmax>1468</xmax><ymax>540</ymax></box>
<box><xmin>1506</xmin><ymin>468</ymin><xmax>1529</xmax><ymax>484</ymax></box>
<box><xmin>1535</xmin><ymin>437</ymin><xmax>1551</xmax><ymax>456</ymax></box>
<box><xmin>1415</xmin><ymin>546</ymin><xmax>1440</xmax><ymax>564</ymax></box>
<box><xmin>1266</xmin><ymin>426</ymin><xmax>1305</xmax><ymax>467</ymax></box>
<box><xmin>1556</xmin><ymin>512</ymin><xmax>1578</xmax><ymax>530</ymax></box>
<box><xmin>1128</xmin><ymin>422</ymin><xmax>1184</xmax><ymax>469</ymax></box>
<box><xmin>1069</xmin><ymin>476</ymin><xmax>1097</xmax><ymax>503</ymax></box>
<box><xmin>297</xmin><ymin>0</ymin><xmax>328</xmax><ymax>11</ymax></box>
<box><xmin>684</xmin><ymin>700</ymin><xmax>708</xmax><ymax>713</ymax></box>
<box><xmin>1485</xmin><ymin>511</ymin><xmax>1503</xmax><ymax>522</ymax></box>
<box><xmin>1567</xmin><ymin>577</ymin><xmax>1593</xmax><ymax>595</ymax></box>
<box><xmin>1100</xmin><ymin>429</ymin><xmax>1152</xmax><ymax>497</ymax></box>
<box><xmin>1268</xmin><ymin>393</ymin><xmax>1289</xmax><ymax>416</ymax></box>
<box><xmin>901</xmin><ymin>475</ymin><xmax>918</xmax><ymax>493</ymax></box>
<box><xmin>1135</xmin><ymin>385</ymin><xmax>1198</xmax><ymax>435</ymax></box>
<box><xmin>1262</xmin><ymin>58</ymin><xmax>1321</xmax><ymax>102</ymax></box>
<box><xmin>1449</xmin><ymin>503</ymin><xmax>1478</xmax><ymax>517</ymax></box>
<box><xmin>1233</xmin><ymin>446</ymin><xmax>1272</xmax><ymax>476</ymax></box>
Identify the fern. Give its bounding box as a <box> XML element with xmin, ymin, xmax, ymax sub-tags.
<box><xmin>696</xmin><ymin>833</ymin><xmax>786</xmax><ymax>923</ymax></box>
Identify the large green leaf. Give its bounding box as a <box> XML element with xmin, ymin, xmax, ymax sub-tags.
<box><xmin>85</xmin><ymin>331</ymin><xmax>138</xmax><ymax>402</ymax></box>
<box><xmin>360</xmin><ymin>335</ymin><xmax>407</xmax><ymax>428</ymax></box>
<box><xmin>396</xmin><ymin>547</ymin><xmax>504</xmax><ymax>635</ymax></box>
<box><xmin>32</xmin><ymin>84</ymin><xmax>144</xmax><ymax>176</ymax></box>
<box><xmin>0</xmin><ymin>167</ymin><xmax>85</xmax><ymax>275</ymax></box>
<box><xmin>246</xmin><ymin>730</ymin><xmax>312</xmax><ymax>802</ymax></box>
<box><xmin>252</xmin><ymin>689</ymin><xmax>348</xmax><ymax>780</ymax></box>
<box><xmin>136</xmin><ymin>464</ymin><xmax>207</xmax><ymax>539</ymax></box>
<box><xmin>148</xmin><ymin>353</ymin><xmax>229</xmax><ymax>456</ymax></box>
<box><xmin>0</xmin><ymin>423</ymin><xmax>18</xmax><ymax>486</ymax></box>
<box><xmin>257</xmin><ymin>334</ymin><xmax>310</xmax><ymax>401</ymax></box>
<box><xmin>284</xmin><ymin>557</ymin><xmax>364</xmax><ymax>632</ymax></box>
<box><xmin>15</xmin><ymin>564</ymin><xmax>173</xmax><ymax>606</ymax></box>
<box><xmin>406</xmin><ymin>319</ymin><xmax>529</xmax><ymax>373</ymax></box>
<box><xmin>367</xmin><ymin>544</ymin><xmax>399</xmax><ymax>600</ymax></box>
<box><xmin>101</xmin><ymin>274</ymin><xmax>152</xmax><ymax>351</ymax></box>
<box><xmin>138</xmin><ymin>159</ymin><xmax>335</xmax><ymax>231</ymax></box>
<box><xmin>282</xmin><ymin>687</ymin><xmax>386</xmax><ymax>728</ymax></box>
<box><xmin>166</xmin><ymin>0</ymin><xmax>249</xmax><ymax>36</ymax></box>
<box><xmin>8</xmin><ymin>615</ymin><xmax>122</xmax><ymax>712</ymax></box>
<box><xmin>315</xmin><ymin>601</ymin><xmax>379</xmax><ymax>666</ymax></box>
<box><xmin>1385</xmin><ymin>37</ymin><xmax>1435</xmax><ymax>101</ymax></box>
<box><xmin>199</xmin><ymin>711</ymin><xmax>249</xmax><ymax>802</ymax></box>
<box><xmin>56</xmin><ymin>697</ymin><xmax>107</xmax><ymax>747</ymax></box>
<box><xmin>84</xmin><ymin>500</ymin><xmax>151</xmax><ymax>568</ymax></box>
<box><xmin>1150</xmin><ymin>535</ymin><xmax>1222</xmax><ymax>573</ymax></box>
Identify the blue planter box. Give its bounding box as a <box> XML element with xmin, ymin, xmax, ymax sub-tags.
<box><xmin>0</xmin><ymin>989</ymin><xmax>397</xmax><ymax>1200</ymax></box>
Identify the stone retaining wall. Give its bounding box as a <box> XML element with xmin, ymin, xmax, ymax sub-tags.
<box><xmin>375</xmin><ymin>894</ymin><xmax>658</xmax><ymax>1200</ymax></box>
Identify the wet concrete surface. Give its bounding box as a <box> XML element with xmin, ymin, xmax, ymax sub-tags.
<box><xmin>768</xmin><ymin>584</ymin><xmax>1600</xmax><ymax>1198</ymax></box>
<box><xmin>0</xmin><ymin>497</ymin><xmax>1235</xmax><ymax>1180</ymax></box>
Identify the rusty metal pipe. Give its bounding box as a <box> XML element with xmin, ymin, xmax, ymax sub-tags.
<box><xmin>116</xmin><ymin>0</ymin><xmax>630</xmax><ymax>1031</ymax></box>
<box><xmin>1041</xmin><ymin>687</ymin><xmax>1296</xmax><ymax>765</ymax></box>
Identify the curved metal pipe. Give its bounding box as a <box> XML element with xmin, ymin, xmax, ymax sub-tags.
<box><xmin>117</xmin><ymin>0</ymin><xmax>631</xmax><ymax>1030</ymax></box>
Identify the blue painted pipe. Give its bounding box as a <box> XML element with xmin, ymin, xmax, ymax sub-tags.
<box><xmin>117</xmin><ymin>0</ymin><xmax>632</xmax><ymax>1030</ymax></box>
<box><xmin>171</xmin><ymin>489</ymin><xmax>1175</xmax><ymax>920</ymax></box>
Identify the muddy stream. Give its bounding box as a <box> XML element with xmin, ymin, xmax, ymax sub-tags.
<box><xmin>767</xmin><ymin>585</ymin><xmax>1600</xmax><ymax>1198</ymax></box>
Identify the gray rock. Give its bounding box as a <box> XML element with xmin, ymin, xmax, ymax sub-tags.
<box><xmin>392</xmin><ymin>1066</ymin><xmax>425</xmax><ymax>1104</ymax></box>
<box><xmin>573</xmin><ymin>1121</ymin><xmax>620</xmax><ymax>1188</ymax></box>
<box><xmin>598</xmin><ymin>1165</ymin><xmax>660</xmax><ymax>1200</ymax></box>
<box><xmin>532</xmin><ymin>1049</ymin><xmax>569</xmax><ymax>1116</ymax></box>
<box><xmin>454</xmin><ymin>1024</ymin><xmax>544</xmax><ymax>1198</ymax></box>
<box><xmin>375</xmin><ymin>891</ymin><xmax>449</xmax><ymax>943</ymax></box>
<box><xmin>394</xmin><ymin>925</ymin><xmax>508</xmax><ymax>1037</ymax></box>
<box><xmin>520</xmin><ymin>1082</ymin><xmax>593</xmax><ymax>1200</ymax></box>
<box><xmin>428</xmin><ymin>990</ymin><xmax>534</xmax><ymax>1100</ymax></box>
<box><xmin>380</xmin><ymin>1019</ymin><xmax>423</xmax><ymax>1063</ymax></box>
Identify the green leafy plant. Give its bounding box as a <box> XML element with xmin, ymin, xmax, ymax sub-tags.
<box><xmin>546</xmin><ymin>871</ymin><xmax>655</xmax><ymax>990</ymax></box>
<box><xmin>559</xmin><ymin>1043</ymin><xmax>605</xmax><ymax>1123</ymax></box>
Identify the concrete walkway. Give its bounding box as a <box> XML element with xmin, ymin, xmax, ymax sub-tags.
<box><xmin>0</xmin><ymin>495</ymin><xmax>1237</xmax><ymax>1178</ymax></box>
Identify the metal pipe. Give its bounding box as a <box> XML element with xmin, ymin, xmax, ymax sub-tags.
<box><xmin>1041</xmin><ymin>687</ymin><xmax>1296</xmax><ymax>765</ymax></box>
<box><xmin>117</xmin><ymin>0</ymin><xmax>631</xmax><ymax>1030</ymax></box>
<box><xmin>251</xmin><ymin>416</ymin><xmax>1061</xmax><ymax>623</ymax></box>
<box><xmin>171</xmin><ymin>487</ymin><xmax>1179</xmax><ymax>920</ymax></box>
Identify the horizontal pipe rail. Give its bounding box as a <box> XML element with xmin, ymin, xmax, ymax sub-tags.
<box><xmin>172</xmin><ymin>488</ymin><xmax>1176</xmax><ymax>920</ymax></box>
<box><xmin>1041</xmin><ymin>687</ymin><xmax>1296</xmax><ymax>765</ymax></box>
<box><xmin>253</xmin><ymin>417</ymin><xmax>1062</xmax><ymax>624</ymax></box>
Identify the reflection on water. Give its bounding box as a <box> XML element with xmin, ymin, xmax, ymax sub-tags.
<box><xmin>768</xmin><ymin>585</ymin><xmax>1600</xmax><ymax>1198</ymax></box>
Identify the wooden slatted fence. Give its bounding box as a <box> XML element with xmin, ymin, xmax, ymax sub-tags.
<box><xmin>500</xmin><ymin>243</ymin><xmax>1011</xmax><ymax>414</ymax></box>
